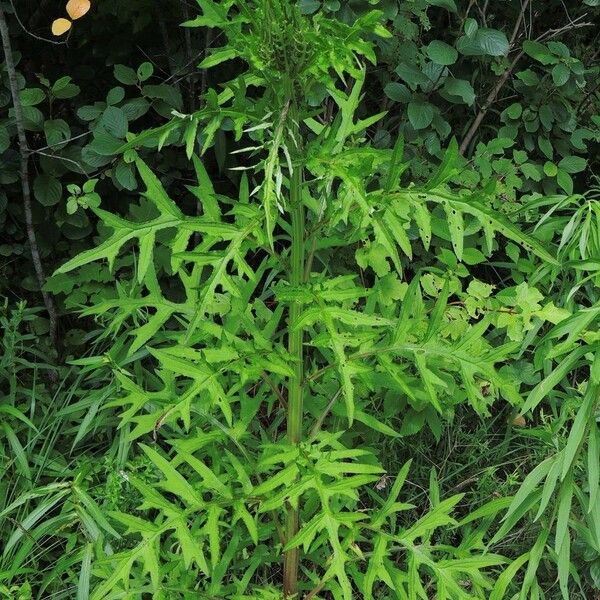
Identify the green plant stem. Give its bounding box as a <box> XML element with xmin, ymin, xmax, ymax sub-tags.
<box><xmin>283</xmin><ymin>159</ymin><xmax>305</xmax><ymax>598</ymax></box>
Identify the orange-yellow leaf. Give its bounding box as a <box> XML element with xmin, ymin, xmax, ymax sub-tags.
<box><xmin>512</xmin><ymin>415</ymin><xmax>527</xmax><ymax>427</ymax></box>
<box><xmin>66</xmin><ymin>0</ymin><xmax>91</xmax><ymax>20</ymax></box>
<box><xmin>51</xmin><ymin>18</ymin><xmax>72</xmax><ymax>36</ymax></box>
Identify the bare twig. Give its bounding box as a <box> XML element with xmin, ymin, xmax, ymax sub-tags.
<box><xmin>33</xmin><ymin>150</ymin><xmax>90</xmax><ymax>175</ymax></box>
<box><xmin>0</xmin><ymin>4</ymin><xmax>59</xmax><ymax>351</ymax></box>
<box><xmin>458</xmin><ymin>52</ymin><xmax>523</xmax><ymax>156</ymax></box>
<box><xmin>31</xmin><ymin>131</ymin><xmax>91</xmax><ymax>153</ymax></box>
<box><xmin>261</xmin><ymin>371</ymin><xmax>288</xmax><ymax>410</ymax></box>
<box><xmin>8</xmin><ymin>0</ymin><xmax>65</xmax><ymax>45</ymax></box>
<box><xmin>477</xmin><ymin>0</ymin><xmax>489</xmax><ymax>26</ymax></box>
<box><xmin>509</xmin><ymin>0</ymin><xmax>530</xmax><ymax>48</ymax></box>
<box><xmin>536</xmin><ymin>14</ymin><xmax>591</xmax><ymax>43</ymax></box>
<box><xmin>461</xmin><ymin>0</ymin><xmax>477</xmax><ymax>27</ymax></box>
<box><xmin>155</xmin><ymin>8</ymin><xmax>181</xmax><ymax>96</ymax></box>
<box><xmin>182</xmin><ymin>1</ymin><xmax>196</xmax><ymax>112</ymax></box>
<box><xmin>200</xmin><ymin>28</ymin><xmax>213</xmax><ymax>104</ymax></box>
<box><xmin>308</xmin><ymin>388</ymin><xmax>342</xmax><ymax>440</ymax></box>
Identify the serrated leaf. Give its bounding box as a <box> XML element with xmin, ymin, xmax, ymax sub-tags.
<box><xmin>140</xmin><ymin>444</ymin><xmax>204</xmax><ymax>508</ymax></box>
<box><xmin>443</xmin><ymin>202</ymin><xmax>464</xmax><ymax>259</ymax></box>
<box><xmin>136</xmin><ymin>159</ymin><xmax>183</xmax><ymax>218</ymax></box>
<box><xmin>200</xmin><ymin>47</ymin><xmax>238</xmax><ymax>69</ymax></box>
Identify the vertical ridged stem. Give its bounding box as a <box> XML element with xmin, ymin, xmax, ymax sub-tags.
<box><xmin>283</xmin><ymin>158</ymin><xmax>304</xmax><ymax>598</ymax></box>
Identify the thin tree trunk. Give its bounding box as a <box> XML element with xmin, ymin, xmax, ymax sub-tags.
<box><xmin>0</xmin><ymin>4</ymin><xmax>58</xmax><ymax>351</ymax></box>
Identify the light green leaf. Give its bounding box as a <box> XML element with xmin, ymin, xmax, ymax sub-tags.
<box><xmin>489</xmin><ymin>552</ymin><xmax>530</xmax><ymax>600</ymax></box>
<box><xmin>521</xmin><ymin>347</ymin><xmax>587</xmax><ymax>414</ymax></box>
<box><xmin>77</xmin><ymin>544</ymin><xmax>93</xmax><ymax>600</ymax></box>
<box><xmin>589</xmin><ymin>425</ymin><xmax>600</xmax><ymax>511</ymax></box>
<box><xmin>136</xmin><ymin>159</ymin><xmax>183</xmax><ymax>218</ymax></box>
<box><xmin>443</xmin><ymin>202</ymin><xmax>464</xmax><ymax>259</ymax></box>
<box><xmin>140</xmin><ymin>444</ymin><xmax>204</xmax><ymax>508</ymax></box>
<box><xmin>561</xmin><ymin>386</ymin><xmax>595</xmax><ymax>480</ymax></box>
<box><xmin>200</xmin><ymin>47</ymin><xmax>238</xmax><ymax>69</ymax></box>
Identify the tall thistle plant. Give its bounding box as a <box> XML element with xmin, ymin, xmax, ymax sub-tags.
<box><xmin>57</xmin><ymin>1</ymin><xmax>562</xmax><ymax>597</ymax></box>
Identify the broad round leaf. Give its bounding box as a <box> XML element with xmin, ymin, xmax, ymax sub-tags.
<box><xmin>20</xmin><ymin>88</ymin><xmax>45</xmax><ymax>107</ymax></box>
<box><xmin>558</xmin><ymin>155</ymin><xmax>586</xmax><ymax>174</ymax></box>
<box><xmin>384</xmin><ymin>82</ymin><xmax>411</xmax><ymax>103</ymax></box>
<box><xmin>101</xmin><ymin>106</ymin><xmax>128</xmax><ymax>139</ymax></box>
<box><xmin>408</xmin><ymin>100</ymin><xmax>434</xmax><ymax>130</ymax></box>
<box><xmin>426</xmin><ymin>41</ymin><xmax>458</xmax><ymax>66</ymax></box>
<box><xmin>44</xmin><ymin>119</ymin><xmax>71</xmax><ymax>147</ymax></box>
<box><xmin>114</xmin><ymin>160</ymin><xmax>137</xmax><ymax>191</ymax></box>
<box><xmin>77</xmin><ymin>104</ymin><xmax>104</xmax><ymax>121</ymax></box>
<box><xmin>121</xmin><ymin>98</ymin><xmax>150</xmax><ymax>121</ymax></box>
<box><xmin>395</xmin><ymin>63</ymin><xmax>431</xmax><ymax>89</ymax></box>
<box><xmin>464</xmin><ymin>18</ymin><xmax>478</xmax><ymax>37</ymax></box>
<box><xmin>556</xmin><ymin>169</ymin><xmax>573</xmax><ymax>194</ymax></box>
<box><xmin>299</xmin><ymin>0</ymin><xmax>320</xmax><ymax>14</ymax></box>
<box><xmin>113</xmin><ymin>64</ymin><xmax>138</xmax><ymax>86</ymax></box>
<box><xmin>506</xmin><ymin>103</ymin><xmax>523</xmax><ymax>119</ymax></box>
<box><xmin>443</xmin><ymin>78</ymin><xmax>475</xmax><ymax>105</ymax></box>
<box><xmin>552</xmin><ymin>63</ymin><xmax>570</xmax><ymax>87</ymax></box>
<box><xmin>516</xmin><ymin>69</ymin><xmax>539</xmax><ymax>86</ymax></box>
<box><xmin>543</xmin><ymin>161</ymin><xmax>558</xmax><ymax>176</ymax></box>
<box><xmin>33</xmin><ymin>174</ymin><xmax>62</xmax><ymax>206</ymax></box>
<box><xmin>137</xmin><ymin>62</ymin><xmax>154</xmax><ymax>82</ymax></box>
<box><xmin>106</xmin><ymin>86</ymin><xmax>125</xmax><ymax>106</ymax></box>
<box><xmin>522</xmin><ymin>41</ymin><xmax>558</xmax><ymax>65</ymax></box>
<box><xmin>477</xmin><ymin>28</ymin><xmax>509</xmax><ymax>56</ymax></box>
<box><xmin>457</xmin><ymin>28</ymin><xmax>508</xmax><ymax>57</ymax></box>
<box><xmin>520</xmin><ymin>163</ymin><xmax>542</xmax><ymax>182</ymax></box>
